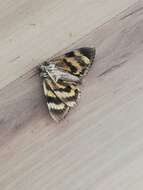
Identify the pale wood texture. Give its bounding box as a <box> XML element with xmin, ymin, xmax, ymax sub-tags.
<box><xmin>0</xmin><ymin>0</ymin><xmax>138</xmax><ymax>89</ymax></box>
<box><xmin>1</xmin><ymin>1</ymin><xmax>143</xmax><ymax>190</ymax></box>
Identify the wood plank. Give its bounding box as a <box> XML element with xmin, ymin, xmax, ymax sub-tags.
<box><xmin>0</xmin><ymin>1</ymin><xmax>143</xmax><ymax>190</ymax></box>
<box><xmin>0</xmin><ymin>0</ymin><xmax>138</xmax><ymax>89</ymax></box>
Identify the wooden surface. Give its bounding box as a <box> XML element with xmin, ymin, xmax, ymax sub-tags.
<box><xmin>0</xmin><ymin>0</ymin><xmax>143</xmax><ymax>189</ymax></box>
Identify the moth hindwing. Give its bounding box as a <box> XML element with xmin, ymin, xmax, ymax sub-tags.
<box><xmin>40</xmin><ymin>47</ymin><xmax>96</xmax><ymax>122</ymax></box>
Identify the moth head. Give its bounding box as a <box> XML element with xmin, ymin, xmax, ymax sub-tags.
<box><xmin>39</xmin><ymin>62</ymin><xmax>56</xmax><ymax>78</ymax></box>
<box><xmin>39</xmin><ymin>62</ymin><xmax>48</xmax><ymax>78</ymax></box>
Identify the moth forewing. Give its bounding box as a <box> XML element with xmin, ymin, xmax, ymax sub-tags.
<box><xmin>45</xmin><ymin>78</ymin><xmax>80</xmax><ymax>108</ymax></box>
<box><xmin>43</xmin><ymin>79</ymin><xmax>70</xmax><ymax>122</ymax></box>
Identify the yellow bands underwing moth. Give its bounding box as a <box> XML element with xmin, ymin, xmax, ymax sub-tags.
<box><xmin>39</xmin><ymin>47</ymin><xmax>96</xmax><ymax>122</ymax></box>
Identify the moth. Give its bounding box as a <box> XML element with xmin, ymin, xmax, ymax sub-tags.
<box><xmin>39</xmin><ymin>47</ymin><xmax>96</xmax><ymax>122</ymax></box>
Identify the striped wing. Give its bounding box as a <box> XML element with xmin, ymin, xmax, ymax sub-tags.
<box><xmin>43</xmin><ymin>79</ymin><xmax>70</xmax><ymax>122</ymax></box>
<box><xmin>45</xmin><ymin>78</ymin><xmax>80</xmax><ymax>107</ymax></box>
<box><xmin>51</xmin><ymin>47</ymin><xmax>96</xmax><ymax>79</ymax></box>
<box><xmin>40</xmin><ymin>47</ymin><xmax>96</xmax><ymax>122</ymax></box>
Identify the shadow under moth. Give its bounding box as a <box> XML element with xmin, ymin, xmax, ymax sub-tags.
<box><xmin>39</xmin><ymin>47</ymin><xmax>96</xmax><ymax>122</ymax></box>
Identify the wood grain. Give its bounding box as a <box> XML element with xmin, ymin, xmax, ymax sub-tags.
<box><xmin>0</xmin><ymin>0</ymin><xmax>138</xmax><ymax>89</ymax></box>
<box><xmin>0</xmin><ymin>1</ymin><xmax>143</xmax><ymax>190</ymax></box>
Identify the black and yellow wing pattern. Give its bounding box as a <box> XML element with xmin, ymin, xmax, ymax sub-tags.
<box><xmin>40</xmin><ymin>47</ymin><xmax>96</xmax><ymax>122</ymax></box>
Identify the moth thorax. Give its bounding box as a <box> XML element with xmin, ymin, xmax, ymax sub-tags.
<box><xmin>47</xmin><ymin>63</ymin><xmax>56</xmax><ymax>71</ymax></box>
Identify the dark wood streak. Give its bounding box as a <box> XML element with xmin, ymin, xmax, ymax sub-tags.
<box><xmin>0</xmin><ymin>119</ymin><xmax>5</xmax><ymax>125</ymax></box>
<box><xmin>120</xmin><ymin>6</ymin><xmax>143</xmax><ymax>20</ymax></box>
<box><xmin>8</xmin><ymin>56</ymin><xmax>21</xmax><ymax>63</ymax></box>
<box><xmin>98</xmin><ymin>60</ymin><xmax>128</xmax><ymax>77</ymax></box>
